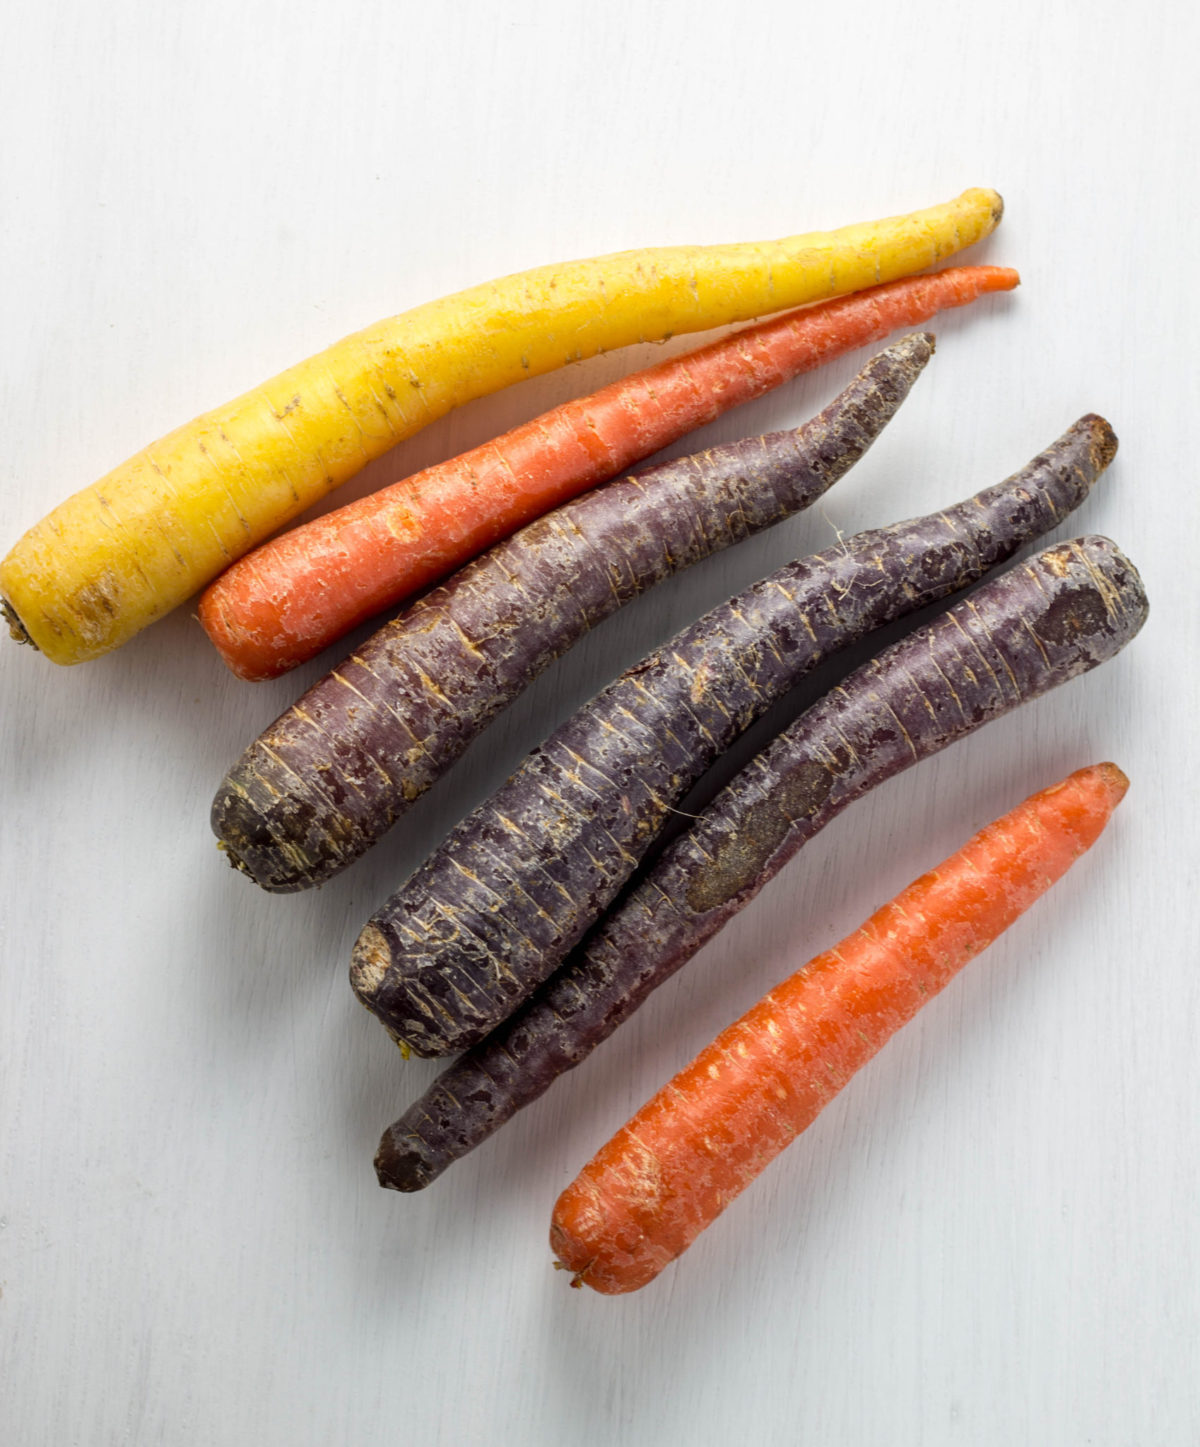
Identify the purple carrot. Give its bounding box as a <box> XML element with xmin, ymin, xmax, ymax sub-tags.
<box><xmin>351</xmin><ymin>416</ymin><xmax>1118</xmax><ymax>1057</ymax></box>
<box><xmin>211</xmin><ymin>335</ymin><xmax>933</xmax><ymax>892</ymax></box>
<box><xmin>375</xmin><ymin>534</ymin><xmax>1147</xmax><ymax>1190</ymax></box>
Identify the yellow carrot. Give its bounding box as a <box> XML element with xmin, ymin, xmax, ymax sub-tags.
<box><xmin>1</xmin><ymin>187</ymin><xmax>1002</xmax><ymax>665</ymax></box>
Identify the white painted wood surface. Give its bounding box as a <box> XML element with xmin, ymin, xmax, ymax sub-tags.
<box><xmin>2</xmin><ymin>3</ymin><xmax>1197</xmax><ymax>1442</ymax></box>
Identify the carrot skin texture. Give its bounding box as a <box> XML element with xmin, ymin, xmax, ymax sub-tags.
<box><xmin>375</xmin><ymin>533</ymin><xmax>1145</xmax><ymax>1189</ymax></box>
<box><xmin>550</xmin><ymin>762</ymin><xmax>1129</xmax><ymax>1295</ymax></box>
<box><xmin>212</xmin><ymin>336</ymin><xmax>933</xmax><ymax>892</ymax></box>
<box><xmin>357</xmin><ymin>414</ymin><xmax>1117</xmax><ymax>1059</ymax></box>
<box><xmin>0</xmin><ymin>188</ymin><xmax>1002</xmax><ymax>666</ymax></box>
<box><xmin>199</xmin><ymin>266</ymin><xmax>1018</xmax><ymax>681</ymax></box>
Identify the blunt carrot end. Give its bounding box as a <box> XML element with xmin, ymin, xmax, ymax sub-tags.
<box><xmin>1</xmin><ymin>598</ymin><xmax>35</xmax><ymax>648</ymax></box>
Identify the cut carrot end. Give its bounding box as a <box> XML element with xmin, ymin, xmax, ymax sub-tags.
<box><xmin>1077</xmin><ymin>415</ymin><xmax>1119</xmax><ymax>472</ymax></box>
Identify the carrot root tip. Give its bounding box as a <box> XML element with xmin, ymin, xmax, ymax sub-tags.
<box><xmin>1097</xmin><ymin>761</ymin><xmax>1131</xmax><ymax>798</ymax></box>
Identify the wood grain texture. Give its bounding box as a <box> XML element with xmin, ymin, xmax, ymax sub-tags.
<box><xmin>1</xmin><ymin>0</ymin><xmax>1197</xmax><ymax>1443</ymax></box>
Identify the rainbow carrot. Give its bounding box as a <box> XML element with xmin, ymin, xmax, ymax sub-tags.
<box><xmin>199</xmin><ymin>266</ymin><xmax>1017</xmax><ymax>680</ymax></box>
<box><xmin>550</xmin><ymin>763</ymin><xmax>1129</xmax><ymax>1295</ymax></box>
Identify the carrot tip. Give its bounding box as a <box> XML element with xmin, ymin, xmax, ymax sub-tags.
<box><xmin>965</xmin><ymin>264</ymin><xmax>1019</xmax><ymax>292</ymax></box>
<box><xmin>1095</xmin><ymin>761</ymin><xmax>1131</xmax><ymax>800</ymax></box>
<box><xmin>1045</xmin><ymin>761</ymin><xmax>1130</xmax><ymax>811</ymax></box>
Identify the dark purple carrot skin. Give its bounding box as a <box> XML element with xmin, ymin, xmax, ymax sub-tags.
<box><xmin>375</xmin><ymin>534</ymin><xmax>1148</xmax><ymax>1191</ymax></box>
<box><xmin>353</xmin><ymin>415</ymin><xmax>1119</xmax><ymax>1056</ymax></box>
<box><xmin>211</xmin><ymin>335</ymin><xmax>934</xmax><ymax>893</ymax></box>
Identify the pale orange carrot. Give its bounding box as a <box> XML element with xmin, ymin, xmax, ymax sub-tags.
<box><xmin>550</xmin><ymin>763</ymin><xmax>1128</xmax><ymax>1295</ymax></box>
<box><xmin>198</xmin><ymin>265</ymin><xmax>1018</xmax><ymax>681</ymax></box>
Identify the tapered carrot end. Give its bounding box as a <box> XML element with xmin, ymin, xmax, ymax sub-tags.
<box><xmin>1092</xmin><ymin>761</ymin><xmax>1131</xmax><ymax>804</ymax></box>
<box><xmin>1041</xmin><ymin>763</ymin><xmax>1129</xmax><ymax>845</ymax></box>
<box><xmin>953</xmin><ymin>265</ymin><xmax>1019</xmax><ymax>296</ymax></box>
<box><xmin>958</xmin><ymin>187</ymin><xmax>1005</xmax><ymax>236</ymax></box>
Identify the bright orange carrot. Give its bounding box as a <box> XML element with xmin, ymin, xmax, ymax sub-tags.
<box><xmin>550</xmin><ymin>762</ymin><xmax>1129</xmax><ymax>1295</ymax></box>
<box><xmin>198</xmin><ymin>265</ymin><xmax>1018</xmax><ymax>681</ymax></box>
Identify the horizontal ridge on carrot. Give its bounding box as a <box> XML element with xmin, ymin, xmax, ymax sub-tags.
<box><xmin>550</xmin><ymin>762</ymin><xmax>1130</xmax><ymax>1295</ymax></box>
<box><xmin>355</xmin><ymin>414</ymin><xmax>1114</xmax><ymax>1060</ymax></box>
<box><xmin>199</xmin><ymin>265</ymin><xmax>1018</xmax><ymax>681</ymax></box>
<box><xmin>0</xmin><ymin>186</ymin><xmax>1002</xmax><ymax>665</ymax></box>
<box><xmin>213</xmin><ymin>337</ymin><xmax>933</xmax><ymax>892</ymax></box>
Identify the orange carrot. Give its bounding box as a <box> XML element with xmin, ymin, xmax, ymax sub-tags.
<box><xmin>550</xmin><ymin>762</ymin><xmax>1128</xmax><ymax>1295</ymax></box>
<box><xmin>198</xmin><ymin>265</ymin><xmax>1018</xmax><ymax>681</ymax></box>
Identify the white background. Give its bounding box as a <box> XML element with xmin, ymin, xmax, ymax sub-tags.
<box><xmin>2</xmin><ymin>3</ymin><xmax>1197</xmax><ymax>1443</ymax></box>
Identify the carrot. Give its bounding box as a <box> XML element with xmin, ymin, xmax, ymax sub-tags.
<box><xmin>0</xmin><ymin>188</ymin><xmax>1002</xmax><ymax>666</ymax></box>
<box><xmin>354</xmin><ymin>416</ymin><xmax>1117</xmax><ymax>1060</ymax></box>
<box><xmin>213</xmin><ymin>336</ymin><xmax>933</xmax><ymax>891</ymax></box>
<box><xmin>198</xmin><ymin>265</ymin><xmax>1018</xmax><ymax>681</ymax></box>
<box><xmin>550</xmin><ymin>762</ymin><xmax>1130</xmax><ymax>1295</ymax></box>
<box><xmin>375</xmin><ymin>533</ymin><xmax>1146</xmax><ymax>1192</ymax></box>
